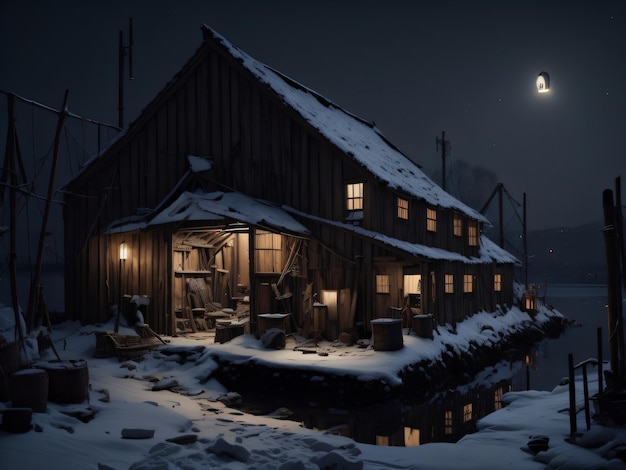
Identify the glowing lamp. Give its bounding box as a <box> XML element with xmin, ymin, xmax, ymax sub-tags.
<box><xmin>523</xmin><ymin>288</ymin><xmax>537</xmax><ymax>313</ymax></box>
<box><xmin>119</xmin><ymin>242</ymin><xmax>128</xmax><ymax>260</ymax></box>
<box><xmin>536</xmin><ymin>71</ymin><xmax>550</xmax><ymax>93</ymax></box>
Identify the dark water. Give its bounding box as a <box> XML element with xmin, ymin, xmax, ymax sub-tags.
<box><xmin>237</xmin><ymin>284</ymin><xmax>613</xmax><ymax>446</ymax></box>
<box><xmin>528</xmin><ymin>284</ymin><xmax>610</xmax><ymax>391</ymax></box>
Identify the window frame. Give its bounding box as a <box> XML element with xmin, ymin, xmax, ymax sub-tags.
<box><xmin>346</xmin><ymin>182</ymin><xmax>364</xmax><ymax>211</ymax></box>
<box><xmin>463</xmin><ymin>274</ymin><xmax>473</xmax><ymax>293</ymax></box>
<box><xmin>494</xmin><ymin>273</ymin><xmax>502</xmax><ymax>292</ymax></box>
<box><xmin>453</xmin><ymin>213</ymin><xmax>463</xmax><ymax>237</ymax></box>
<box><xmin>444</xmin><ymin>274</ymin><xmax>454</xmax><ymax>294</ymax></box>
<box><xmin>397</xmin><ymin>196</ymin><xmax>409</xmax><ymax>220</ymax></box>
<box><xmin>375</xmin><ymin>274</ymin><xmax>391</xmax><ymax>294</ymax></box>
<box><xmin>427</xmin><ymin>207</ymin><xmax>437</xmax><ymax>232</ymax></box>
<box><xmin>468</xmin><ymin>221</ymin><xmax>478</xmax><ymax>246</ymax></box>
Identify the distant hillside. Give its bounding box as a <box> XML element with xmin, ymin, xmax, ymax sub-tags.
<box><xmin>526</xmin><ymin>221</ymin><xmax>608</xmax><ymax>284</ymax></box>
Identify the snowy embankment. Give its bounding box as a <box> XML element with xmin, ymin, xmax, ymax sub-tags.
<box><xmin>3</xmin><ymin>295</ymin><xmax>625</xmax><ymax>469</ymax></box>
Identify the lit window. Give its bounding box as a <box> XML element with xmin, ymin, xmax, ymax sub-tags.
<box><xmin>463</xmin><ymin>274</ymin><xmax>473</xmax><ymax>293</ymax></box>
<box><xmin>255</xmin><ymin>231</ymin><xmax>283</xmax><ymax>272</ymax></box>
<box><xmin>427</xmin><ymin>208</ymin><xmax>437</xmax><ymax>232</ymax></box>
<box><xmin>494</xmin><ymin>387</ymin><xmax>503</xmax><ymax>410</ymax></box>
<box><xmin>444</xmin><ymin>274</ymin><xmax>454</xmax><ymax>293</ymax></box>
<box><xmin>453</xmin><ymin>214</ymin><xmax>462</xmax><ymax>237</ymax></box>
<box><xmin>346</xmin><ymin>182</ymin><xmax>363</xmax><ymax>210</ymax></box>
<box><xmin>468</xmin><ymin>222</ymin><xmax>478</xmax><ymax>246</ymax></box>
<box><xmin>494</xmin><ymin>273</ymin><xmax>502</xmax><ymax>292</ymax></box>
<box><xmin>397</xmin><ymin>197</ymin><xmax>409</xmax><ymax>220</ymax></box>
<box><xmin>463</xmin><ymin>403</ymin><xmax>473</xmax><ymax>423</ymax></box>
<box><xmin>403</xmin><ymin>274</ymin><xmax>421</xmax><ymax>294</ymax></box>
<box><xmin>444</xmin><ymin>410</ymin><xmax>453</xmax><ymax>435</ymax></box>
<box><xmin>376</xmin><ymin>274</ymin><xmax>390</xmax><ymax>294</ymax></box>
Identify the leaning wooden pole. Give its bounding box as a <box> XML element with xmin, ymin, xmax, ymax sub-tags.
<box><xmin>4</xmin><ymin>93</ymin><xmax>24</xmax><ymax>345</ymax></box>
<box><xmin>26</xmin><ymin>89</ymin><xmax>69</xmax><ymax>331</ymax></box>
<box><xmin>602</xmin><ymin>188</ymin><xmax>625</xmax><ymax>387</ymax></box>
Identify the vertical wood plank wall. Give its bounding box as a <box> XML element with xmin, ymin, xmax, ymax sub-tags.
<box><xmin>63</xmin><ymin>33</ymin><xmax>515</xmax><ymax>332</ymax></box>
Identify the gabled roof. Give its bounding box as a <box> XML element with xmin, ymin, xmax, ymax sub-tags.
<box><xmin>202</xmin><ymin>25</ymin><xmax>488</xmax><ymax>224</ymax></box>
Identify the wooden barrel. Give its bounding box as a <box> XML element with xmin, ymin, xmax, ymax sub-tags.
<box><xmin>10</xmin><ymin>369</ymin><xmax>49</xmax><ymax>413</ymax></box>
<box><xmin>38</xmin><ymin>359</ymin><xmax>89</xmax><ymax>404</ymax></box>
<box><xmin>0</xmin><ymin>341</ymin><xmax>21</xmax><ymax>401</ymax></box>
<box><xmin>1</xmin><ymin>407</ymin><xmax>32</xmax><ymax>433</ymax></box>
<box><xmin>371</xmin><ymin>318</ymin><xmax>403</xmax><ymax>351</ymax></box>
<box><xmin>412</xmin><ymin>314</ymin><xmax>434</xmax><ymax>339</ymax></box>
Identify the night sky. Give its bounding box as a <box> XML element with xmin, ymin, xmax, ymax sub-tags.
<box><xmin>1</xmin><ymin>0</ymin><xmax>625</xmax><ymax>234</ymax></box>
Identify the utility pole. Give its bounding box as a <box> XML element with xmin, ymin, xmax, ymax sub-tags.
<box><xmin>118</xmin><ymin>18</ymin><xmax>134</xmax><ymax>129</ymax></box>
<box><xmin>436</xmin><ymin>131</ymin><xmax>449</xmax><ymax>191</ymax></box>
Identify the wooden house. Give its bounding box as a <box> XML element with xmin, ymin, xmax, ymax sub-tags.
<box><xmin>62</xmin><ymin>25</ymin><xmax>518</xmax><ymax>338</ymax></box>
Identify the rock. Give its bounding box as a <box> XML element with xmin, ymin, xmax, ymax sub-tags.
<box><xmin>315</xmin><ymin>450</ymin><xmax>363</xmax><ymax>470</ymax></box>
<box><xmin>121</xmin><ymin>428</ymin><xmax>155</xmax><ymax>439</ymax></box>
<box><xmin>206</xmin><ymin>437</ymin><xmax>250</xmax><ymax>462</ymax></box>
<box><xmin>527</xmin><ymin>435</ymin><xmax>549</xmax><ymax>454</ymax></box>
<box><xmin>152</xmin><ymin>377</ymin><xmax>178</xmax><ymax>391</ymax></box>
<box><xmin>166</xmin><ymin>434</ymin><xmax>198</xmax><ymax>445</ymax></box>
<box><xmin>261</xmin><ymin>329</ymin><xmax>286</xmax><ymax>349</ymax></box>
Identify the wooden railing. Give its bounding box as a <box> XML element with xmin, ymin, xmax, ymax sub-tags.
<box><xmin>567</xmin><ymin>327</ymin><xmax>604</xmax><ymax>438</ymax></box>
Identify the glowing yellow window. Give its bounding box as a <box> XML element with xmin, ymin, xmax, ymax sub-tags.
<box><xmin>494</xmin><ymin>273</ymin><xmax>502</xmax><ymax>292</ymax></box>
<box><xmin>346</xmin><ymin>182</ymin><xmax>363</xmax><ymax>210</ymax></box>
<box><xmin>444</xmin><ymin>410</ymin><xmax>453</xmax><ymax>434</ymax></box>
<box><xmin>397</xmin><ymin>197</ymin><xmax>409</xmax><ymax>220</ymax></box>
<box><xmin>468</xmin><ymin>222</ymin><xmax>478</xmax><ymax>246</ymax></box>
<box><xmin>427</xmin><ymin>208</ymin><xmax>437</xmax><ymax>232</ymax></box>
<box><xmin>463</xmin><ymin>274</ymin><xmax>473</xmax><ymax>293</ymax></box>
<box><xmin>376</xmin><ymin>274</ymin><xmax>390</xmax><ymax>294</ymax></box>
<box><xmin>453</xmin><ymin>214</ymin><xmax>462</xmax><ymax>236</ymax></box>
<box><xmin>463</xmin><ymin>403</ymin><xmax>473</xmax><ymax>423</ymax></box>
<box><xmin>444</xmin><ymin>274</ymin><xmax>454</xmax><ymax>293</ymax></box>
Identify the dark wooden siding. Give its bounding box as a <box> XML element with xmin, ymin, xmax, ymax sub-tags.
<box><xmin>63</xmin><ymin>31</ymin><xmax>515</xmax><ymax>329</ymax></box>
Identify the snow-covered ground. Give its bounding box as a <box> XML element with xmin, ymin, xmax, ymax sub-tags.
<box><xmin>1</xmin><ymin>302</ymin><xmax>625</xmax><ymax>470</ymax></box>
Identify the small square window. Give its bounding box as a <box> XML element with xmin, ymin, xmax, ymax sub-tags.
<box><xmin>397</xmin><ymin>197</ymin><xmax>409</xmax><ymax>220</ymax></box>
<box><xmin>376</xmin><ymin>274</ymin><xmax>390</xmax><ymax>294</ymax></box>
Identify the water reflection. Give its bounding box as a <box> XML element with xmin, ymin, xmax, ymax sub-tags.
<box><xmin>306</xmin><ymin>361</ymin><xmax>527</xmax><ymax>446</ymax></box>
<box><xmin>238</xmin><ymin>358</ymin><xmax>529</xmax><ymax>447</ymax></box>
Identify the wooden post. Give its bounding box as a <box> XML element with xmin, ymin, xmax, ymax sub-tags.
<box><xmin>568</xmin><ymin>353</ymin><xmax>577</xmax><ymax>438</ymax></box>
<box><xmin>3</xmin><ymin>93</ymin><xmax>24</xmax><ymax>345</ymax></box>
<box><xmin>597</xmin><ymin>327</ymin><xmax>603</xmax><ymax>395</ymax></box>
<box><xmin>26</xmin><ymin>90</ymin><xmax>69</xmax><ymax>331</ymax></box>
<box><xmin>602</xmin><ymin>189</ymin><xmax>624</xmax><ymax>386</ymax></box>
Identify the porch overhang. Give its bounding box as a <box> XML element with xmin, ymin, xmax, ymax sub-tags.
<box><xmin>103</xmin><ymin>190</ymin><xmax>310</xmax><ymax>237</ymax></box>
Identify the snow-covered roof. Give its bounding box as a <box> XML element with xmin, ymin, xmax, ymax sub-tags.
<box><xmin>283</xmin><ymin>205</ymin><xmax>518</xmax><ymax>264</ymax></box>
<box><xmin>204</xmin><ymin>25</ymin><xmax>489</xmax><ymax>224</ymax></box>
<box><xmin>105</xmin><ymin>190</ymin><xmax>310</xmax><ymax>236</ymax></box>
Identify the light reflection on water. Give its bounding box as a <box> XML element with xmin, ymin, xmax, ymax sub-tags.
<box><xmin>239</xmin><ymin>284</ymin><xmax>611</xmax><ymax>446</ymax></box>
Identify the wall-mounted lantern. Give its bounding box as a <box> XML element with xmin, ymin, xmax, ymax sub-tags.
<box><xmin>536</xmin><ymin>71</ymin><xmax>550</xmax><ymax>93</ymax></box>
<box><xmin>523</xmin><ymin>285</ymin><xmax>537</xmax><ymax>314</ymax></box>
<box><xmin>119</xmin><ymin>241</ymin><xmax>128</xmax><ymax>260</ymax></box>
